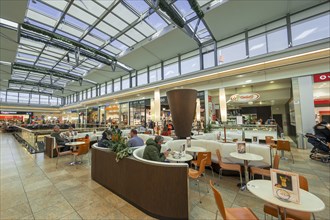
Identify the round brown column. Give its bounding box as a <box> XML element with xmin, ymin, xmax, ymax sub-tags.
<box><xmin>166</xmin><ymin>89</ymin><xmax>197</xmax><ymax>139</ymax></box>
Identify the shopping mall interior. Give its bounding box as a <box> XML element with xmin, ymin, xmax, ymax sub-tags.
<box><xmin>0</xmin><ymin>0</ymin><xmax>329</xmax><ymax>219</ymax></box>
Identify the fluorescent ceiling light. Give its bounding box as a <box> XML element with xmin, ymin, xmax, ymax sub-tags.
<box><xmin>250</xmin><ymin>43</ymin><xmax>265</xmax><ymax>51</ymax></box>
<box><xmin>245</xmin><ymin>80</ymin><xmax>252</xmax><ymax>83</ymax></box>
<box><xmin>270</xmin><ymin>81</ymin><xmax>274</xmax><ymax>83</ymax></box>
<box><xmin>0</xmin><ymin>60</ymin><xmax>11</xmax><ymax>66</ymax></box>
<box><xmin>0</xmin><ymin>18</ymin><xmax>18</xmax><ymax>29</ymax></box>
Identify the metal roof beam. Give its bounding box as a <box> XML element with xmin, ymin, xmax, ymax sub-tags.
<box><xmin>6</xmin><ymin>88</ymin><xmax>64</xmax><ymax>98</ymax></box>
<box><xmin>9</xmin><ymin>79</ymin><xmax>64</xmax><ymax>91</ymax></box>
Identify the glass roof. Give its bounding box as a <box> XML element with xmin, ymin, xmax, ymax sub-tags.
<box><xmin>11</xmin><ymin>0</ymin><xmax>220</xmax><ymax>95</ymax></box>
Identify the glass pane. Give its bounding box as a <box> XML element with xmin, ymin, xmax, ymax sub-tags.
<box><xmin>146</xmin><ymin>13</ymin><xmax>168</xmax><ymax>31</ymax></box>
<box><xmin>203</xmin><ymin>51</ymin><xmax>214</xmax><ymax>69</ymax></box>
<box><xmin>138</xmin><ymin>72</ymin><xmax>148</xmax><ymax>86</ymax></box>
<box><xmin>92</xmin><ymin>87</ymin><xmax>96</xmax><ymax>97</ymax></box>
<box><xmin>117</xmin><ymin>35</ymin><xmax>136</xmax><ymax>47</ymax></box>
<box><xmin>135</xmin><ymin>21</ymin><xmax>155</xmax><ymax>36</ymax></box>
<box><xmin>122</xmin><ymin>77</ymin><xmax>129</xmax><ymax>90</ymax></box>
<box><xmin>96</xmin><ymin>21</ymin><xmax>119</xmax><ymax>37</ymax></box>
<box><xmin>174</xmin><ymin>1</ymin><xmax>193</xmax><ymax>17</ymax></box>
<box><xmin>107</xmin><ymin>82</ymin><xmax>112</xmax><ymax>93</ymax></box>
<box><xmin>104</xmin><ymin>13</ymin><xmax>128</xmax><ymax>31</ymax></box>
<box><xmin>164</xmin><ymin>62</ymin><xmax>179</xmax><ymax>79</ymax></box>
<box><xmin>67</xmin><ymin>5</ymin><xmax>97</xmax><ymax>24</ymax></box>
<box><xmin>86</xmin><ymin>89</ymin><xmax>90</xmax><ymax>99</ymax></box>
<box><xmin>149</xmin><ymin>67</ymin><xmax>161</xmax><ymax>83</ymax></box>
<box><xmin>26</xmin><ymin>19</ymin><xmax>54</xmax><ymax>31</ymax></box>
<box><xmin>28</xmin><ymin>0</ymin><xmax>62</xmax><ymax>19</ymax></box>
<box><xmin>90</xmin><ymin>28</ymin><xmax>110</xmax><ymax>41</ymax></box>
<box><xmin>84</xmin><ymin>35</ymin><xmax>105</xmax><ymax>46</ymax></box>
<box><xmin>125</xmin><ymin>0</ymin><xmax>150</xmax><ymax>14</ymax></box>
<box><xmin>41</xmin><ymin>0</ymin><xmax>67</xmax><ymax>11</ymax></box>
<box><xmin>95</xmin><ymin>0</ymin><xmax>115</xmax><ymax>8</ymax></box>
<box><xmin>26</xmin><ymin>10</ymin><xmax>57</xmax><ymax>27</ymax></box>
<box><xmin>126</xmin><ymin>28</ymin><xmax>145</xmax><ymax>42</ymax></box>
<box><xmin>249</xmin><ymin>34</ymin><xmax>267</xmax><ymax>57</ymax></box>
<box><xmin>74</xmin><ymin>1</ymin><xmax>105</xmax><ymax>17</ymax></box>
<box><xmin>112</xmin><ymin>3</ymin><xmax>138</xmax><ymax>23</ymax></box>
<box><xmin>267</xmin><ymin>27</ymin><xmax>288</xmax><ymax>53</ymax></box>
<box><xmin>100</xmin><ymin>85</ymin><xmax>106</xmax><ymax>95</ymax></box>
<box><xmin>111</xmin><ymin>40</ymin><xmax>128</xmax><ymax>51</ymax></box>
<box><xmin>131</xmin><ymin>76</ymin><xmax>136</xmax><ymax>87</ymax></box>
<box><xmin>114</xmin><ymin>79</ymin><xmax>120</xmax><ymax>92</ymax></box>
<box><xmin>218</xmin><ymin>41</ymin><xmax>246</xmax><ymax>65</ymax></box>
<box><xmin>292</xmin><ymin>13</ymin><xmax>330</xmax><ymax>46</ymax></box>
<box><xmin>30</xmin><ymin>94</ymin><xmax>39</xmax><ymax>104</ymax></box>
<box><xmin>181</xmin><ymin>55</ymin><xmax>200</xmax><ymax>74</ymax></box>
<box><xmin>64</xmin><ymin>15</ymin><xmax>89</xmax><ymax>30</ymax></box>
<box><xmin>19</xmin><ymin>93</ymin><xmax>30</xmax><ymax>104</ymax></box>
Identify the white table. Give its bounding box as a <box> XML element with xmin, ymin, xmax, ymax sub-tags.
<box><xmin>247</xmin><ymin>180</ymin><xmax>325</xmax><ymax>219</ymax></box>
<box><xmin>230</xmin><ymin>152</ymin><xmax>263</xmax><ymax>190</ymax></box>
<box><xmin>167</xmin><ymin>154</ymin><xmax>193</xmax><ymax>163</ymax></box>
<box><xmin>186</xmin><ymin>146</ymin><xmax>207</xmax><ymax>153</ymax></box>
<box><xmin>65</xmin><ymin>141</ymin><xmax>85</xmax><ymax>165</ymax></box>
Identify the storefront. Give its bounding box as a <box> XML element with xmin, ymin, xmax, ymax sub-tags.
<box><xmin>0</xmin><ymin>111</ymin><xmax>32</xmax><ymax>124</ymax></box>
<box><xmin>119</xmin><ymin>103</ymin><xmax>129</xmax><ymax>125</ymax></box>
<box><xmin>313</xmin><ymin>72</ymin><xmax>330</xmax><ymax>123</ymax></box>
<box><xmin>61</xmin><ymin>110</ymin><xmax>79</xmax><ymax>124</ymax></box>
<box><xmin>106</xmin><ymin>104</ymin><xmax>120</xmax><ymax>124</ymax></box>
<box><xmin>129</xmin><ymin>99</ymin><xmax>151</xmax><ymax>127</ymax></box>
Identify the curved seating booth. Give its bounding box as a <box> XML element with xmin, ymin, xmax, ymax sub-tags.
<box><xmin>91</xmin><ymin>144</ymin><xmax>189</xmax><ymax>220</ymax></box>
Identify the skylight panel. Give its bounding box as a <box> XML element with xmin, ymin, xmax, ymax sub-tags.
<box><xmin>67</xmin><ymin>5</ymin><xmax>97</xmax><ymax>25</ymax></box>
<box><xmin>90</xmin><ymin>28</ymin><xmax>110</xmax><ymax>41</ymax></box>
<box><xmin>74</xmin><ymin>1</ymin><xmax>106</xmax><ymax>17</ymax></box>
<box><xmin>126</xmin><ymin>28</ymin><xmax>145</xmax><ymax>42</ymax></box>
<box><xmin>0</xmin><ymin>18</ymin><xmax>18</xmax><ymax>29</ymax></box>
<box><xmin>124</xmin><ymin>0</ymin><xmax>150</xmax><ymax>14</ymax></box>
<box><xmin>104</xmin><ymin>45</ymin><xmax>121</xmax><ymax>55</ymax></box>
<box><xmin>54</xmin><ymin>66</ymin><xmax>68</xmax><ymax>72</ymax></box>
<box><xmin>16</xmin><ymin>59</ymin><xmax>35</xmax><ymax>65</ymax></box>
<box><xmin>81</xmin><ymin>40</ymin><xmax>99</xmax><ymax>49</ymax></box>
<box><xmin>17</xmin><ymin>48</ymin><xmax>40</xmax><ymax>57</ymax></box>
<box><xmin>95</xmin><ymin>0</ymin><xmax>115</xmax><ymax>8</ymax></box>
<box><xmin>58</xmin><ymin>23</ymin><xmax>84</xmax><ymax>38</ymax></box>
<box><xmin>101</xmin><ymin>49</ymin><xmax>116</xmax><ymax>56</ymax></box>
<box><xmin>44</xmin><ymin>46</ymin><xmax>67</xmax><ymax>56</ymax></box>
<box><xmin>63</xmin><ymin>15</ymin><xmax>89</xmax><ymax>31</ymax></box>
<box><xmin>135</xmin><ymin>21</ymin><xmax>155</xmax><ymax>36</ymax></box>
<box><xmin>110</xmin><ymin>40</ymin><xmax>129</xmax><ymax>51</ymax></box>
<box><xmin>96</xmin><ymin>21</ymin><xmax>119</xmax><ymax>37</ymax></box>
<box><xmin>55</xmin><ymin>30</ymin><xmax>80</xmax><ymax>41</ymax></box>
<box><xmin>117</xmin><ymin>35</ymin><xmax>136</xmax><ymax>47</ymax></box>
<box><xmin>112</xmin><ymin>3</ymin><xmax>139</xmax><ymax>23</ymax></box>
<box><xmin>26</xmin><ymin>10</ymin><xmax>57</xmax><ymax>27</ymax></box>
<box><xmin>16</xmin><ymin>53</ymin><xmax>38</xmax><ymax>62</ymax></box>
<box><xmin>20</xmin><ymin>38</ymin><xmax>45</xmax><ymax>49</ymax></box>
<box><xmin>28</xmin><ymin>0</ymin><xmax>62</xmax><ymax>20</ymax></box>
<box><xmin>145</xmin><ymin>13</ymin><xmax>168</xmax><ymax>31</ymax></box>
<box><xmin>104</xmin><ymin>13</ymin><xmax>128</xmax><ymax>31</ymax></box>
<box><xmin>39</xmin><ymin>54</ymin><xmax>60</xmax><ymax>62</ymax></box>
<box><xmin>173</xmin><ymin>1</ymin><xmax>193</xmax><ymax>18</ymax></box>
<box><xmin>25</xmin><ymin>19</ymin><xmax>54</xmax><ymax>31</ymax></box>
<box><xmin>84</xmin><ymin>35</ymin><xmax>105</xmax><ymax>46</ymax></box>
<box><xmin>40</xmin><ymin>0</ymin><xmax>68</xmax><ymax>11</ymax></box>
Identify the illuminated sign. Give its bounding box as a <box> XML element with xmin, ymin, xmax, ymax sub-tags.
<box><xmin>229</xmin><ymin>93</ymin><xmax>260</xmax><ymax>103</ymax></box>
<box><xmin>314</xmin><ymin>72</ymin><xmax>330</xmax><ymax>83</ymax></box>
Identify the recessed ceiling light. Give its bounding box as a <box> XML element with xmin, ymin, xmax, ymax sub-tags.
<box><xmin>270</xmin><ymin>81</ymin><xmax>274</xmax><ymax>83</ymax></box>
<box><xmin>0</xmin><ymin>18</ymin><xmax>18</xmax><ymax>29</ymax></box>
<box><xmin>237</xmin><ymin>75</ymin><xmax>244</xmax><ymax>78</ymax></box>
<box><xmin>0</xmin><ymin>60</ymin><xmax>11</xmax><ymax>66</ymax></box>
<box><xmin>137</xmin><ymin>94</ymin><xmax>140</xmax><ymax>97</ymax></box>
<box><xmin>242</xmin><ymin>85</ymin><xmax>246</xmax><ymax>87</ymax></box>
<box><xmin>245</xmin><ymin>80</ymin><xmax>252</xmax><ymax>83</ymax></box>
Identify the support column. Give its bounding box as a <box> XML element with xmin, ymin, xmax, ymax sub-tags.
<box><xmin>219</xmin><ymin>88</ymin><xmax>227</xmax><ymax>123</ymax></box>
<box><xmin>292</xmin><ymin>76</ymin><xmax>315</xmax><ymax>149</ymax></box>
<box><xmin>196</xmin><ymin>98</ymin><xmax>201</xmax><ymax>121</ymax></box>
<box><xmin>154</xmin><ymin>88</ymin><xmax>161</xmax><ymax>122</ymax></box>
<box><xmin>204</xmin><ymin>90</ymin><xmax>210</xmax><ymax>124</ymax></box>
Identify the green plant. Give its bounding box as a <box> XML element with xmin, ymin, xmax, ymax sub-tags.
<box><xmin>110</xmin><ymin>131</ymin><xmax>132</xmax><ymax>162</ymax></box>
<box><xmin>204</xmin><ymin>121</ymin><xmax>213</xmax><ymax>133</ymax></box>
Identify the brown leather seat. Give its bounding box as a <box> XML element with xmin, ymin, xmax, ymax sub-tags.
<box><xmin>210</xmin><ymin>180</ymin><xmax>258</xmax><ymax>220</ymax></box>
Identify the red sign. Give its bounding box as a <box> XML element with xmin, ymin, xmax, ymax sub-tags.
<box><xmin>314</xmin><ymin>72</ymin><xmax>330</xmax><ymax>83</ymax></box>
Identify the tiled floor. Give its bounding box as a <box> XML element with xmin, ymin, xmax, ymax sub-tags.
<box><xmin>1</xmin><ymin>133</ymin><xmax>329</xmax><ymax>219</ymax></box>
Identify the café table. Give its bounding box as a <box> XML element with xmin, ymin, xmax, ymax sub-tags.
<box><xmin>65</xmin><ymin>141</ymin><xmax>85</xmax><ymax>165</ymax></box>
<box><xmin>247</xmin><ymin>179</ymin><xmax>325</xmax><ymax>220</ymax></box>
<box><xmin>166</xmin><ymin>154</ymin><xmax>193</xmax><ymax>163</ymax></box>
<box><xmin>186</xmin><ymin>146</ymin><xmax>207</xmax><ymax>159</ymax></box>
<box><xmin>230</xmin><ymin>152</ymin><xmax>263</xmax><ymax>190</ymax></box>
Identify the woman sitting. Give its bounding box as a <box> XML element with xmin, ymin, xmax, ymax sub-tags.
<box><xmin>98</xmin><ymin>130</ymin><xmax>112</xmax><ymax>148</ymax></box>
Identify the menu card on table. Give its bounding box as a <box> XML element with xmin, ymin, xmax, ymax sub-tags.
<box><xmin>252</xmin><ymin>136</ymin><xmax>259</xmax><ymax>144</ymax></box>
<box><xmin>236</xmin><ymin>141</ymin><xmax>246</xmax><ymax>154</ymax></box>
<box><xmin>270</xmin><ymin>169</ymin><xmax>300</xmax><ymax>204</ymax></box>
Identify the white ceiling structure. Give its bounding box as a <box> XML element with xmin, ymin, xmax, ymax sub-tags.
<box><xmin>0</xmin><ymin>0</ymin><xmax>327</xmax><ymax>99</ymax></box>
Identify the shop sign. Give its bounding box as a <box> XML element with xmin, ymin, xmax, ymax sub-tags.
<box><xmin>230</xmin><ymin>93</ymin><xmax>260</xmax><ymax>103</ymax></box>
<box><xmin>0</xmin><ymin>111</ymin><xmax>32</xmax><ymax>115</ymax></box>
<box><xmin>1</xmin><ymin>111</ymin><xmax>17</xmax><ymax>114</ymax></box>
<box><xmin>314</xmin><ymin>72</ymin><xmax>330</xmax><ymax>83</ymax></box>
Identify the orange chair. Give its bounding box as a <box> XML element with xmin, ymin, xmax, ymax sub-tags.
<box><xmin>210</xmin><ymin>180</ymin><xmax>258</xmax><ymax>220</ymax></box>
<box><xmin>250</xmin><ymin>154</ymin><xmax>280</xmax><ymax>179</ymax></box>
<box><xmin>216</xmin><ymin>149</ymin><xmax>243</xmax><ymax>186</ymax></box>
<box><xmin>276</xmin><ymin>140</ymin><xmax>294</xmax><ymax>163</ymax></box>
<box><xmin>265</xmin><ymin>136</ymin><xmax>277</xmax><ymax>153</ymax></box>
<box><xmin>72</xmin><ymin>138</ymin><xmax>90</xmax><ymax>164</ymax></box>
<box><xmin>55</xmin><ymin>144</ymin><xmax>72</xmax><ymax>169</ymax></box>
<box><xmin>264</xmin><ymin>176</ymin><xmax>313</xmax><ymax>220</ymax></box>
<box><xmin>191</xmin><ymin>152</ymin><xmax>214</xmax><ymax>178</ymax></box>
<box><xmin>188</xmin><ymin>158</ymin><xmax>208</xmax><ymax>203</ymax></box>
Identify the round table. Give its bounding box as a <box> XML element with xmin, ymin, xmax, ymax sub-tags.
<box><xmin>65</xmin><ymin>141</ymin><xmax>85</xmax><ymax>165</ymax></box>
<box><xmin>185</xmin><ymin>146</ymin><xmax>207</xmax><ymax>153</ymax></box>
<box><xmin>247</xmin><ymin>180</ymin><xmax>325</xmax><ymax>219</ymax></box>
<box><xmin>230</xmin><ymin>152</ymin><xmax>263</xmax><ymax>190</ymax></box>
<box><xmin>167</xmin><ymin>154</ymin><xmax>193</xmax><ymax>163</ymax></box>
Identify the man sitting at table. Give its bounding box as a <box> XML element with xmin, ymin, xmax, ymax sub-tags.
<box><xmin>51</xmin><ymin>126</ymin><xmax>70</xmax><ymax>151</ymax></box>
<box><xmin>143</xmin><ymin>136</ymin><xmax>169</xmax><ymax>162</ymax></box>
<box><xmin>63</xmin><ymin>126</ymin><xmax>76</xmax><ymax>139</ymax></box>
<box><xmin>127</xmin><ymin>129</ymin><xmax>144</xmax><ymax>147</ymax></box>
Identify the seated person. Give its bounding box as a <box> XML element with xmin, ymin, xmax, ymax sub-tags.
<box><xmin>143</xmin><ymin>136</ymin><xmax>169</xmax><ymax>162</ymax></box>
<box><xmin>63</xmin><ymin>126</ymin><xmax>77</xmax><ymax>139</ymax></box>
<box><xmin>98</xmin><ymin>130</ymin><xmax>112</xmax><ymax>148</ymax></box>
<box><xmin>127</xmin><ymin>129</ymin><xmax>144</xmax><ymax>147</ymax></box>
<box><xmin>51</xmin><ymin>126</ymin><xmax>70</xmax><ymax>151</ymax></box>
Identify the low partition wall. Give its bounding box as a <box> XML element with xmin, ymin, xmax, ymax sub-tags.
<box><xmin>91</xmin><ymin>146</ymin><xmax>189</xmax><ymax>220</ymax></box>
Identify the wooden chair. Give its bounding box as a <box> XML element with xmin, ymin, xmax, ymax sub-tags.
<box><xmin>210</xmin><ymin>180</ymin><xmax>258</xmax><ymax>220</ymax></box>
<box><xmin>265</xmin><ymin>136</ymin><xmax>277</xmax><ymax>153</ymax></box>
<box><xmin>276</xmin><ymin>140</ymin><xmax>294</xmax><ymax>163</ymax></box>
<box><xmin>72</xmin><ymin>138</ymin><xmax>90</xmax><ymax>164</ymax></box>
<box><xmin>55</xmin><ymin>144</ymin><xmax>72</xmax><ymax>169</ymax></box>
<box><xmin>216</xmin><ymin>149</ymin><xmax>243</xmax><ymax>186</ymax></box>
<box><xmin>250</xmin><ymin>154</ymin><xmax>280</xmax><ymax>179</ymax></box>
<box><xmin>191</xmin><ymin>152</ymin><xmax>214</xmax><ymax>178</ymax></box>
<box><xmin>188</xmin><ymin>158</ymin><xmax>208</xmax><ymax>203</ymax></box>
<box><xmin>264</xmin><ymin>176</ymin><xmax>313</xmax><ymax>220</ymax></box>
